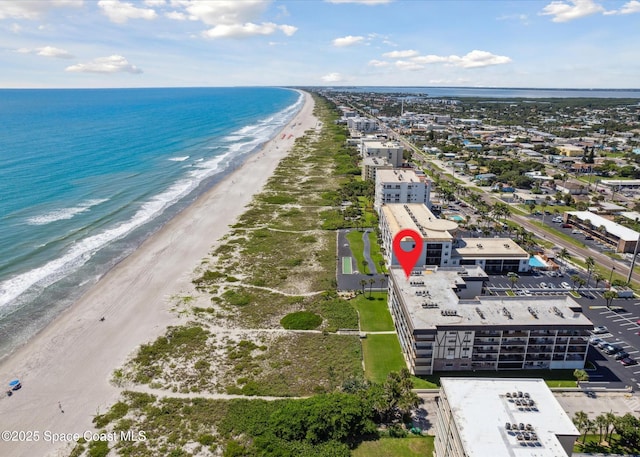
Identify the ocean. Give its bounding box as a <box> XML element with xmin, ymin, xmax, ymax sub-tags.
<box><xmin>0</xmin><ymin>87</ymin><xmax>302</xmax><ymax>360</ymax></box>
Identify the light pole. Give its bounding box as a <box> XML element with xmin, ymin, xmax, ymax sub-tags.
<box><xmin>609</xmin><ymin>266</ymin><xmax>616</xmax><ymax>289</ymax></box>
<box><xmin>627</xmin><ymin>235</ymin><xmax>640</xmax><ymax>285</ymax></box>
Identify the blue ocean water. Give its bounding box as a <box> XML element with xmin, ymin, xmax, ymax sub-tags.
<box><xmin>0</xmin><ymin>87</ymin><xmax>302</xmax><ymax>359</ymax></box>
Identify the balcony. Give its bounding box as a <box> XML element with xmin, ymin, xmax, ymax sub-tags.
<box><xmin>502</xmin><ymin>338</ymin><xmax>527</xmax><ymax>345</ymax></box>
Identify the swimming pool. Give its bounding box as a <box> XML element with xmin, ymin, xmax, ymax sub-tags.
<box><xmin>529</xmin><ymin>256</ymin><xmax>547</xmax><ymax>268</ymax></box>
<box><xmin>449</xmin><ymin>215</ymin><xmax>464</xmax><ymax>222</ymax></box>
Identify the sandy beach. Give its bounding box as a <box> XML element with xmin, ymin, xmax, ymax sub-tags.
<box><xmin>0</xmin><ymin>91</ymin><xmax>317</xmax><ymax>457</ymax></box>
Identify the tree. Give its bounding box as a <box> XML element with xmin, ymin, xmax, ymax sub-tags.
<box><xmin>558</xmin><ymin>248</ymin><xmax>570</xmax><ymax>267</ymax></box>
<box><xmin>509</xmin><ymin>274</ymin><xmax>519</xmax><ymax>290</ymax></box>
<box><xmin>585</xmin><ymin>257</ymin><xmax>595</xmax><ymax>287</ymax></box>
<box><xmin>368</xmin><ymin>278</ymin><xmax>375</xmax><ymax>298</ymax></box>
<box><xmin>594</xmin><ymin>272</ymin><xmax>605</xmax><ymax>289</ymax></box>
<box><xmin>570</xmin><ymin>274</ymin><xmax>581</xmax><ymax>289</ymax></box>
<box><xmin>359</xmin><ymin>279</ymin><xmax>367</xmax><ymax>295</ymax></box>
<box><xmin>603</xmin><ymin>290</ymin><xmax>617</xmax><ymax>308</ymax></box>
<box><xmin>573</xmin><ymin>411</ymin><xmax>589</xmax><ymax>444</ymax></box>
<box><xmin>613</xmin><ymin>413</ymin><xmax>640</xmax><ymax>449</ymax></box>
<box><xmin>595</xmin><ymin>414</ymin><xmax>608</xmax><ymax>443</ymax></box>
<box><xmin>573</xmin><ymin>369</ymin><xmax>589</xmax><ymax>385</ymax></box>
<box><xmin>605</xmin><ymin>411</ymin><xmax>616</xmax><ymax>443</ymax></box>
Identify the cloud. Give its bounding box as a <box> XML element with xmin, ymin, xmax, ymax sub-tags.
<box><xmin>98</xmin><ymin>0</ymin><xmax>157</xmax><ymax>24</ymax></box>
<box><xmin>539</xmin><ymin>0</ymin><xmax>605</xmax><ymax>22</ymax></box>
<box><xmin>411</xmin><ymin>55</ymin><xmax>450</xmax><ymax>64</ymax></box>
<box><xmin>382</xmin><ymin>49</ymin><xmax>418</xmax><ymax>58</ymax></box>
<box><xmin>407</xmin><ymin>50</ymin><xmax>511</xmax><ymax>68</ymax></box>
<box><xmin>65</xmin><ymin>55</ymin><xmax>142</xmax><ymax>74</ymax></box>
<box><xmin>321</xmin><ymin>72</ymin><xmax>343</xmax><ymax>82</ymax></box>
<box><xmin>368</xmin><ymin>59</ymin><xmax>390</xmax><ymax>67</ymax></box>
<box><xmin>496</xmin><ymin>13</ymin><xmax>529</xmax><ymax>25</ymax></box>
<box><xmin>15</xmin><ymin>46</ymin><xmax>75</xmax><ymax>59</ymax></box>
<box><xmin>332</xmin><ymin>35</ymin><xmax>364</xmax><ymax>47</ymax></box>
<box><xmin>0</xmin><ymin>0</ymin><xmax>82</xmax><ymax>20</ymax></box>
<box><xmin>395</xmin><ymin>60</ymin><xmax>423</xmax><ymax>71</ymax></box>
<box><xmin>202</xmin><ymin>22</ymin><xmax>296</xmax><ymax>39</ymax></box>
<box><xmin>144</xmin><ymin>0</ymin><xmax>165</xmax><ymax>5</ymax></box>
<box><xmin>326</xmin><ymin>0</ymin><xmax>393</xmax><ymax>4</ymax></box>
<box><xmin>165</xmin><ymin>11</ymin><xmax>186</xmax><ymax>20</ymax></box>
<box><xmin>38</xmin><ymin>46</ymin><xmax>75</xmax><ymax>58</ymax></box>
<box><xmin>607</xmin><ymin>0</ymin><xmax>640</xmax><ymax>14</ymax></box>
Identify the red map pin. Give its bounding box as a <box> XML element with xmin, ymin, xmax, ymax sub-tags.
<box><xmin>392</xmin><ymin>229</ymin><xmax>424</xmax><ymax>278</ymax></box>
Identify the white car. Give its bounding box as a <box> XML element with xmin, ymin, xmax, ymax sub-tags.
<box><xmin>592</xmin><ymin>326</ymin><xmax>608</xmax><ymax>334</ymax></box>
<box><xmin>561</xmin><ymin>282</ymin><xmax>571</xmax><ymax>289</ymax></box>
<box><xmin>522</xmin><ymin>289</ymin><xmax>532</xmax><ymax>296</ymax></box>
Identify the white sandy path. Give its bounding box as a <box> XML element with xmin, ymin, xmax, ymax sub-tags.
<box><xmin>0</xmin><ymin>91</ymin><xmax>317</xmax><ymax>457</ymax></box>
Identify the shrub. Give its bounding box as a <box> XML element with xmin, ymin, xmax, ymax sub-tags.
<box><xmin>281</xmin><ymin>311</ymin><xmax>322</xmax><ymax>330</ymax></box>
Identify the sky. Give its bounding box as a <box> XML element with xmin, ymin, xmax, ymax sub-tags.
<box><xmin>1</xmin><ymin>0</ymin><xmax>639</xmax><ymax>89</ymax></box>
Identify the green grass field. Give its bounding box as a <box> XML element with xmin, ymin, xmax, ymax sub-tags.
<box><xmin>351</xmin><ymin>292</ymin><xmax>394</xmax><ymax>332</ymax></box>
<box><xmin>352</xmin><ymin>436</ymin><xmax>435</xmax><ymax>457</ymax></box>
<box><xmin>347</xmin><ymin>229</ymin><xmax>369</xmax><ymax>274</ymax></box>
<box><xmin>418</xmin><ymin>369</ymin><xmax>577</xmax><ymax>388</ymax></box>
<box><xmin>362</xmin><ymin>334</ymin><xmax>407</xmax><ymax>384</ymax></box>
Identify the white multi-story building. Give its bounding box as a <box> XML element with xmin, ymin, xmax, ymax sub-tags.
<box><xmin>374</xmin><ymin>169</ymin><xmax>431</xmax><ymax>211</ymax></box>
<box><xmin>362</xmin><ymin>156</ymin><xmax>393</xmax><ymax>181</ymax></box>
<box><xmin>434</xmin><ymin>378</ymin><xmax>579</xmax><ymax>457</ymax></box>
<box><xmin>362</xmin><ymin>140</ymin><xmax>404</xmax><ymax>168</ymax></box>
<box><xmin>347</xmin><ymin>116</ymin><xmax>378</xmax><ymax>132</ymax></box>
<box><xmin>379</xmin><ymin>204</ymin><xmax>458</xmax><ymax>268</ymax></box>
<box><xmin>450</xmin><ymin>237</ymin><xmax>530</xmax><ymax>273</ymax></box>
<box><xmin>388</xmin><ymin>266</ymin><xmax>592</xmax><ymax>375</ymax></box>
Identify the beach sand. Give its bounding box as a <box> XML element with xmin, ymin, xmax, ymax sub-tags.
<box><xmin>0</xmin><ymin>91</ymin><xmax>317</xmax><ymax>457</ymax></box>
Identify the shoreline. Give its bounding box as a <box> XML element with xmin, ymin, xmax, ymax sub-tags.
<box><xmin>0</xmin><ymin>90</ymin><xmax>317</xmax><ymax>457</ymax></box>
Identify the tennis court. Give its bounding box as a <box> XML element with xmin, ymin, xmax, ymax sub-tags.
<box><xmin>342</xmin><ymin>256</ymin><xmax>353</xmax><ymax>274</ymax></box>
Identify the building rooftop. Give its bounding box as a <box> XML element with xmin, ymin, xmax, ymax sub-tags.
<box><xmin>390</xmin><ymin>266</ymin><xmax>592</xmax><ymax>330</ymax></box>
<box><xmin>363</xmin><ymin>140</ymin><xmax>403</xmax><ymax>150</ymax></box>
<box><xmin>567</xmin><ymin>211</ymin><xmax>639</xmax><ymax>242</ymax></box>
<box><xmin>441</xmin><ymin>377</ymin><xmax>579</xmax><ymax>457</ymax></box>
<box><xmin>376</xmin><ymin>168</ymin><xmax>423</xmax><ymax>184</ymax></box>
<box><xmin>381</xmin><ymin>203</ymin><xmax>458</xmax><ymax>241</ymax></box>
<box><xmin>453</xmin><ymin>238</ymin><xmax>529</xmax><ymax>260</ymax></box>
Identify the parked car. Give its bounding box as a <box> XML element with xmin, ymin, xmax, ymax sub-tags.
<box><xmin>547</xmin><ymin>283</ymin><xmax>556</xmax><ymax>289</ymax></box>
<box><xmin>562</xmin><ymin>224</ymin><xmax>572</xmax><ymax>228</ymax></box>
<box><xmin>592</xmin><ymin>326</ymin><xmax>608</xmax><ymax>334</ymax></box>
<box><xmin>584</xmin><ymin>236</ymin><xmax>594</xmax><ymax>241</ymax></box>
<box><xmin>615</xmin><ymin>351</ymin><xmax>630</xmax><ymax>360</ymax></box>
<box><xmin>589</xmin><ymin>337</ymin><xmax>603</xmax><ymax>345</ymax></box>
<box><xmin>603</xmin><ymin>344</ymin><xmax>622</xmax><ymax>355</ymax></box>
<box><xmin>620</xmin><ymin>357</ymin><xmax>638</xmax><ymax>366</ymax></box>
<box><xmin>522</xmin><ymin>289</ymin><xmax>532</xmax><ymax>296</ymax></box>
<box><xmin>561</xmin><ymin>282</ymin><xmax>571</xmax><ymax>289</ymax></box>
<box><xmin>540</xmin><ymin>282</ymin><xmax>547</xmax><ymax>288</ymax></box>
<box><xmin>571</xmin><ymin>229</ymin><xmax>581</xmax><ymax>234</ymax></box>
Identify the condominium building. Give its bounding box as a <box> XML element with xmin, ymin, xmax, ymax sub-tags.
<box><xmin>380</xmin><ymin>204</ymin><xmax>457</xmax><ymax>268</ymax></box>
<box><xmin>434</xmin><ymin>378</ymin><xmax>579</xmax><ymax>457</ymax></box>
<box><xmin>450</xmin><ymin>237</ymin><xmax>530</xmax><ymax>273</ymax></box>
<box><xmin>346</xmin><ymin>116</ymin><xmax>378</xmax><ymax>132</ymax></box>
<box><xmin>374</xmin><ymin>169</ymin><xmax>431</xmax><ymax>211</ymax></box>
<box><xmin>362</xmin><ymin>140</ymin><xmax>404</xmax><ymax>168</ymax></box>
<box><xmin>388</xmin><ymin>266</ymin><xmax>592</xmax><ymax>375</ymax></box>
<box><xmin>361</xmin><ymin>156</ymin><xmax>393</xmax><ymax>181</ymax></box>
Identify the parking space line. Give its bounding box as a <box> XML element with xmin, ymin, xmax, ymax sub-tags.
<box><xmin>620</xmin><ymin>322</ymin><xmax>635</xmax><ymax>326</ymax></box>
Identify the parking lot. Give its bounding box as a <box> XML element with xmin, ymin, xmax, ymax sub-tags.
<box><xmin>485</xmin><ymin>272</ymin><xmax>640</xmax><ymax>390</ymax></box>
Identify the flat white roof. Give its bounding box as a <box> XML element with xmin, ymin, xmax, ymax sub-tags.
<box><xmin>376</xmin><ymin>168</ymin><xmax>422</xmax><ymax>184</ymax></box>
<box><xmin>441</xmin><ymin>377</ymin><xmax>579</xmax><ymax>457</ymax></box>
<box><xmin>381</xmin><ymin>203</ymin><xmax>458</xmax><ymax>241</ymax></box>
<box><xmin>567</xmin><ymin>211</ymin><xmax>639</xmax><ymax>242</ymax></box>
<box><xmin>453</xmin><ymin>238</ymin><xmax>529</xmax><ymax>260</ymax></box>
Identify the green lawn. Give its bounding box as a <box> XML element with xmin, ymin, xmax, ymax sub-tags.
<box><xmin>352</xmin><ymin>436</ymin><xmax>434</xmax><ymax>457</ymax></box>
<box><xmin>351</xmin><ymin>292</ymin><xmax>394</xmax><ymax>332</ymax></box>
<box><xmin>347</xmin><ymin>229</ymin><xmax>369</xmax><ymax>274</ymax></box>
<box><xmin>368</xmin><ymin>230</ymin><xmax>387</xmax><ymax>273</ymax></box>
<box><xmin>362</xmin><ymin>334</ymin><xmax>407</xmax><ymax>383</ymax></box>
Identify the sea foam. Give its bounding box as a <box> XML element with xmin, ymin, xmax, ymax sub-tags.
<box><xmin>27</xmin><ymin>199</ymin><xmax>108</xmax><ymax>225</ymax></box>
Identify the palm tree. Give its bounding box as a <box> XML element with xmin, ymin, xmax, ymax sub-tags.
<box><xmin>509</xmin><ymin>275</ymin><xmax>519</xmax><ymax>290</ymax></box>
<box><xmin>359</xmin><ymin>279</ymin><xmax>367</xmax><ymax>295</ymax></box>
<box><xmin>368</xmin><ymin>278</ymin><xmax>375</xmax><ymax>298</ymax></box>
<box><xmin>573</xmin><ymin>411</ymin><xmax>589</xmax><ymax>444</ymax></box>
<box><xmin>605</xmin><ymin>411</ymin><xmax>616</xmax><ymax>443</ymax></box>
<box><xmin>595</xmin><ymin>414</ymin><xmax>608</xmax><ymax>443</ymax></box>
<box><xmin>378</xmin><ymin>275</ymin><xmax>386</xmax><ymax>292</ymax></box>
<box><xmin>585</xmin><ymin>257</ymin><xmax>595</xmax><ymax>286</ymax></box>
<box><xmin>558</xmin><ymin>248</ymin><xmax>570</xmax><ymax>268</ymax></box>
<box><xmin>594</xmin><ymin>272</ymin><xmax>604</xmax><ymax>289</ymax></box>
<box><xmin>603</xmin><ymin>290</ymin><xmax>617</xmax><ymax>308</ymax></box>
<box><xmin>570</xmin><ymin>274</ymin><xmax>581</xmax><ymax>290</ymax></box>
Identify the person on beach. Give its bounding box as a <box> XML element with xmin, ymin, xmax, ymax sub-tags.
<box><xmin>58</xmin><ymin>401</ymin><xmax>64</xmax><ymax>413</ymax></box>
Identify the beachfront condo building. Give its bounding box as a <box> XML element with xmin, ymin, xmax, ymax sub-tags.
<box><xmin>434</xmin><ymin>378</ymin><xmax>579</xmax><ymax>457</ymax></box>
<box><xmin>388</xmin><ymin>266</ymin><xmax>592</xmax><ymax>375</ymax></box>
<box><xmin>362</xmin><ymin>156</ymin><xmax>393</xmax><ymax>181</ymax></box>
<box><xmin>374</xmin><ymin>169</ymin><xmax>432</xmax><ymax>211</ymax></box>
<box><xmin>361</xmin><ymin>140</ymin><xmax>404</xmax><ymax>168</ymax></box>
<box><xmin>379</xmin><ymin>203</ymin><xmax>530</xmax><ymax>273</ymax></box>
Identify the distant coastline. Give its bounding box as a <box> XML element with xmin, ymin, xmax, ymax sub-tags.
<box><xmin>314</xmin><ymin>86</ymin><xmax>640</xmax><ymax>99</ymax></box>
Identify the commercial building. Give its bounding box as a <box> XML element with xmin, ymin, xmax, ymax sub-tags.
<box><xmin>601</xmin><ymin>179</ymin><xmax>640</xmax><ymax>190</ymax></box>
<box><xmin>564</xmin><ymin>211</ymin><xmax>640</xmax><ymax>253</ymax></box>
<box><xmin>388</xmin><ymin>266</ymin><xmax>592</xmax><ymax>375</ymax></box>
<box><xmin>434</xmin><ymin>378</ymin><xmax>579</xmax><ymax>457</ymax></box>
<box><xmin>362</xmin><ymin>140</ymin><xmax>404</xmax><ymax>168</ymax></box>
<box><xmin>450</xmin><ymin>237</ymin><xmax>530</xmax><ymax>273</ymax></box>
<box><xmin>374</xmin><ymin>169</ymin><xmax>431</xmax><ymax>211</ymax></box>
<box><xmin>557</xmin><ymin>144</ymin><xmax>584</xmax><ymax>157</ymax></box>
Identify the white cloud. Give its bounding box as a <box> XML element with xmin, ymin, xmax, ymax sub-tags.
<box><xmin>332</xmin><ymin>35</ymin><xmax>364</xmax><ymax>47</ymax></box>
<box><xmin>165</xmin><ymin>10</ymin><xmax>186</xmax><ymax>20</ymax></box>
<box><xmin>540</xmin><ymin>0</ymin><xmax>605</xmax><ymax>22</ymax></box>
<box><xmin>65</xmin><ymin>55</ymin><xmax>142</xmax><ymax>74</ymax></box>
<box><xmin>407</xmin><ymin>50</ymin><xmax>511</xmax><ymax>68</ymax></box>
<box><xmin>182</xmin><ymin>0</ymin><xmax>269</xmax><ymax>26</ymax></box>
<box><xmin>144</xmin><ymin>0</ymin><xmax>165</xmax><ymax>5</ymax></box>
<box><xmin>321</xmin><ymin>72</ymin><xmax>343</xmax><ymax>82</ymax></box>
<box><xmin>395</xmin><ymin>60</ymin><xmax>423</xmax><ymax>71</ymax></box>
<box><xmin>10</xmin><ymin>23</ymin><xmax>22</xmax><ymax>33</ymax></box>
<box><xmin>368</xmin><ymin>59</ymin><xmax>389</xmax><ymax>67</ymax></box>
<box><xmin>37</xmin><ymin>46</ymin><xmax>75</xmax><ymax>58</ymax></box>
<box><xmin>0</xmin><ymin>0</ymin><xmax>82</xmax><ymax>20</ymax></box>
<box><xmin>202</xmin><ymin>22</ymin><xmax>296</xmax><ymax>39</ymax></box>
<box><xmin>326</xmin><ymin>0</ymin><xmax>393</xmax><ymax>4</ymax></box>
<box><xmin>98</xmin><ymin>0</ymin><xmax>157</xmax><ymax>24</ymax></box>
<box><xmin>382</xmin><ymin>49</ymin><xmax>418</xmax><ymax>58</ymax></box>
<box><xmin>615</xmin><ymin>0</ymin><xmax>640</xmax><ymax>14</ymax></box>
